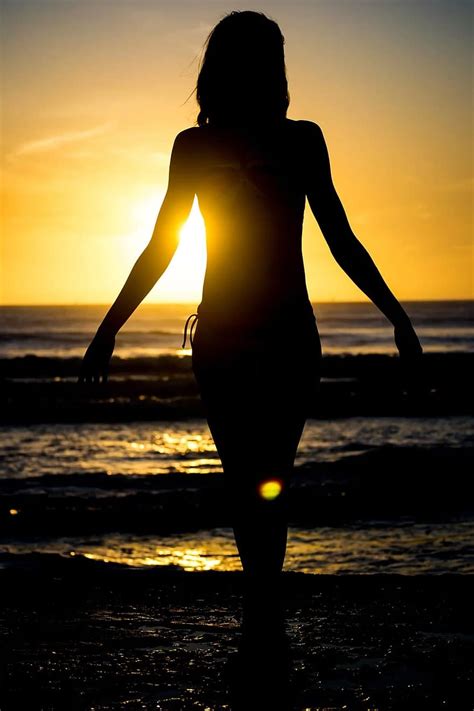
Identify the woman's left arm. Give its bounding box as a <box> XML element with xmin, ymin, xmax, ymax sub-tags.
<box><xmin>78</xmin><ymin>129</ymin><xmax>197</xmax><ymax>383</ymax></box>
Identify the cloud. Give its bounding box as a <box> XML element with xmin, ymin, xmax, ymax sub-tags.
<box><xmin>9</xmin><ymin>122</ymin><xmax>115</xmax><ymax>159</ymax></box>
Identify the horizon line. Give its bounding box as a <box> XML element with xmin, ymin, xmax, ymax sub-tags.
<box><xmin>1</xmin><ymin>298</ymin><xmax>472</xmax><ymax>307</ymax></box>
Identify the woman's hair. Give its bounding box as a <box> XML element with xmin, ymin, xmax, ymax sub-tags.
<box><xmin>195</xmin><ymin>10</ymin><xmax>290</xmax><ymax>127</ymax></box>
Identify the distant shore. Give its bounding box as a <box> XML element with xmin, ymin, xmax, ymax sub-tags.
<box><xmin>1</xmin><ymin>351</ymin><xmax>472</xmax><ymax>423</ymax></box>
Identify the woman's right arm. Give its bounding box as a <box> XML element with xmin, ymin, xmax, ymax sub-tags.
<box><xmin>78</xmin><ymin>128</ymin><xmax>198</xmax><ymax>384</ymax></box>
<box><xmin>303</xmin><ymin>120</ymin><xmax>423</xmax><ymax>363</ymax></box>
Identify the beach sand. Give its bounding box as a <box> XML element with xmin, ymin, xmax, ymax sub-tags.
<box><xmin>0</xmin><ymin>557</ymin><xmax>472</xmax><ymax>710</ymax></box>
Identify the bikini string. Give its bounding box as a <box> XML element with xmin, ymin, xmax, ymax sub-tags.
<box><xmin>182</xmin><ymin>312</ymin><xmax>199</xmax><ymax>349</ymax></box>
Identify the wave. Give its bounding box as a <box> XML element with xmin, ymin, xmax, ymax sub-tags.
<box><xmin>1</xmin><ymin>349</ymin><xmax>472</xmax><ymax>371</ymax></box>
<box><xmin>1</xmin><ymin>446</ymin><xmax>472</xmax><ymax>536</ymax></box>
<box><xmin>1</xmin><ymin>351</ymin><xmax>473</xmax><ymax>423</ymax></box>
<box><xmin>0</xmin><ymin>330</ymin><xmax>179</xmax><ymax>342</ymax></box>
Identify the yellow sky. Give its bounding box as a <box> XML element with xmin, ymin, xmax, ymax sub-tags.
<box><xmin>1</xmin><ymin>0</ymin><xmax>472</xmax><ymax>304</ymax></box>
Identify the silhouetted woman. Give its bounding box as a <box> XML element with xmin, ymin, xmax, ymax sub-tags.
<box><xmin>79</xmin><ymin>9</ymin><xmax>423</xmax><ymax>640</ymax></box>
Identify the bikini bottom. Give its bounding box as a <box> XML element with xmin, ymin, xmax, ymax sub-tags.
<box><xmin>184</xmin><ymin>309</ymin><xmax>323</xmax><ymax>438</ymax></box>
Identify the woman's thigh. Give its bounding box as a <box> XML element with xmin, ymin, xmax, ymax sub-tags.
<box><xmin>206</xmin><ymin>405</ymin><xmax>307</xmax><ymax>494</ymax></box>
<box><xmin>192</xmin><ymin>326</ymin><xmax>321</xmax><ymax>488</ymax></box>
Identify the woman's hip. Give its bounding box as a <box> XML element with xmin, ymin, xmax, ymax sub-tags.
<box><xmin>190</xmin><ymin>318</ymin><xmax>322</xmax><ymax>413</ymax></box>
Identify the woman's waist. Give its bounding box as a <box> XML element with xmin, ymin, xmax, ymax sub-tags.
<box><xmin>182</xmin><ymin>301</ymin><xmax>318</xmax><ymax>350</ymax></box>
<box><xmin>195</xmin><ymin>298</ymin><xmax>316</xmax><ymax>331</ymax></box>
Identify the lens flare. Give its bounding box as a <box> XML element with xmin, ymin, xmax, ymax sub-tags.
<box><xmin>258</xmin><ymin>478</ymin><xmax>283</xmax><ymax>501</ymax></box>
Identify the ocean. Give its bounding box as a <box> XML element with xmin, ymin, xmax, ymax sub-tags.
<box><xmin>1</xmin><ymin>300</ymin><xmax>473</xmax><ymax>359</ymax></box>
<box><xmin>1</xmin><ymin>300</ymin><xmax>473</xmax><ymax>576</ymax></box>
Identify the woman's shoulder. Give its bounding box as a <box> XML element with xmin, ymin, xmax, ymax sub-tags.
<box><xmin>174</xmin><ymin>119</ymin><xmax>324</xmax><ymax>155</ymax></box>
<box><xmin>286</xmin><ymin>117</ymin><xmax>322</xmax><ymax>134</ymax></box>
<box><xmin>174</xmin><ymin>125</ymin><xmax>214</xmax><ymax>153</ymax></box>
<box><xmin>174</xmin><ymin>125</ymin><xmax>202</xmax><ymax>143</ymax></box>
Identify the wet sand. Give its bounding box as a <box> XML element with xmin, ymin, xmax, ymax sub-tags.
<box><xmin>0</xmin><ymin>557</ymin><xmax>472</xmax><ymax>710</ymax></box>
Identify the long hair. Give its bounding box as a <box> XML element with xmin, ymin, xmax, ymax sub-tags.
<box><xmin>195</xmin><ymin>11</ymin><xmax>290</xmax><ymax>128</ymax></box>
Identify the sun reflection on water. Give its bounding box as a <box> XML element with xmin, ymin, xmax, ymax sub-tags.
<box><xmin>82</xmin><ymin>546</ymin><xmax>224</xmax><ymax>572</ymax></box>
<box><xmin>88</xmin><ymin>427</ymin><xmax>223</xmax><ymax>476</ymax></box>
<box><xmin>4</xmin><ymin>519</ymin><xmax>472</xmax><ymax>575</ymax></box>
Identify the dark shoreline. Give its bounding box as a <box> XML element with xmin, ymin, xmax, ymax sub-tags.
<box><xmin>1</xmin><ymin>559</ymin><xmax>473</xmax><ymax>709</ymax></box>
<box><xmin>1</xmin><ymin>351</ymin><xmax>472</xmax><ymax>423</ymax></box>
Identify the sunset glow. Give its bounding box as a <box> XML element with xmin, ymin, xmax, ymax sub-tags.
<box><xmin>1</xmin><ymin>1</ymin><xmax>472</xmax><ymax>304</ymax></box>
<box><xmin>154</xmin><ymin>199</ymin><xmax>207</xmax><ymax>303</ymax></box>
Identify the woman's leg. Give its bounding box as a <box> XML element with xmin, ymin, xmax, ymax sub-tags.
<box><xmin>206</xmin><ymin>402</ymin><xmax>307</xmax><ymax>583</ymax></box>
<box><xmin>192</xmin><ymin>322</ymin><xmax>320</xmax><ymax>582</ymax></box>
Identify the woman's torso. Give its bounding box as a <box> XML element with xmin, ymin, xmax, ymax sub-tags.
<box><xmin>188</xmin><ymin>118</ymin><xmax>314</xmax><ymax>333</ymax></box>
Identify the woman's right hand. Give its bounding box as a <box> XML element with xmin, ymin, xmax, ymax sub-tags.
<box><xmin>393</xmin><ymin>320</ymin><xmax>426</xmax><ymax>396</ymax></box>
<box><xmin>394</xmin><ymin>319</ymin><xmax>423</xmax><ymax>359</ymax></box>
<box><xmin>78</xmin><ymin>329</ymin><xmax>115</xmax><ymax>385</ymax></box>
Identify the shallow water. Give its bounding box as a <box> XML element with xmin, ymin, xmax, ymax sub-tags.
<box><xmin>1</xmin><ymin>415</ymin><xmax>471</xmax><ymax>479</ymax></box>
<box><xmin>1</xmin><ymin>518</ymin><xmax>473</xmax><ymax>575</ymax></box>
<box><xmin>1</xmin><ymin>416</ymin><xmax>472</xmax><ymax>575</ymax></box>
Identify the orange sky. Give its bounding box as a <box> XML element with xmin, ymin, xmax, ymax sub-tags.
<box><xmin>1</xmin><ymin>0</ymin><xmax>472</xmax><ymax>304</ymax></box>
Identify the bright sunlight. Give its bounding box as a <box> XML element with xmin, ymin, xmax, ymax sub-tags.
<box><xmin>148</xmin><ymin>197</ymin><xmax>207</xmax><ymax>303</ymax></box>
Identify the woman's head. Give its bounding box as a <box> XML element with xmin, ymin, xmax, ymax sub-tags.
<box><xmin>195</xmin><ymin>10</ymin><xmax>289</xmax><ymax>127</ymax></box>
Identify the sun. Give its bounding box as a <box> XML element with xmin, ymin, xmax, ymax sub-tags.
<box><xmin>118</xmin><ymin>194</ymin><xmax>207</xmax><ymax>303</ymax></box>
<box><xmin>149</xmin><ymin>197</ymin><xmax>207</xmax><ymax>302</ymax></box>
